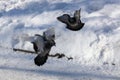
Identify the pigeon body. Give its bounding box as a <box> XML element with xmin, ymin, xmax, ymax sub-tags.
<box><xmin>57</xmin><ymin>9</ymin><xmax>85</xmax><ymax>31</ymax></box>
<box><xmin>31</xmin><ymin>28</ymin><xmax>55</xmax><ymax>66</ymax></box>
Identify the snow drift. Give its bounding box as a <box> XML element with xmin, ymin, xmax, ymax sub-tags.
<box><xmin>0</xmin><ymin>0</ymin><xmax>120</xmax><ymax>66</ymax></box>
<box><xmin>0</xmin><ymin>0</ymin><xmax>120</xmax><ymax>80</ymax></box>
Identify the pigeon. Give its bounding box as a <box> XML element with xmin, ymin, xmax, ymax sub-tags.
<box><xmin>31</xmin><ymin>28</ymin><xmax>56</xmax><ymax>66</ymax></box>
<box><xmin>57</xmin><ymin>9</ymin><xmax>85</xmax><ymax>31</ymax></box>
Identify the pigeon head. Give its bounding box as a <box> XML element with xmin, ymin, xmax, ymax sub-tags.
<box><xmin>57</xmin><ymin>14</ymin><xmax>70</xmax><ymax>24</ymax></box>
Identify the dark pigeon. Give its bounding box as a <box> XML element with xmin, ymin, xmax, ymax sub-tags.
<box><xmin>31</xmin><ymin>28</ymin><xmax>55</xmax><ymax>66</ymax></box>
<box><xmin>57</xmin><ymin>9</ymin><xmax>85</xmax><ymax>31</ymax></box>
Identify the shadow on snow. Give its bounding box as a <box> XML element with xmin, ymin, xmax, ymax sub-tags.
<box><xmin>0</xmin><ymin>65</ymin><xmax>120</xmax><ymax>80</ymax></box>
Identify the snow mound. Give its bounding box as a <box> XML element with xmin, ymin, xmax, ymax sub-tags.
<box><xmin>0</xmin><ymin>0</ymin><xmax>120</xmax><ymax>66</ymax></box>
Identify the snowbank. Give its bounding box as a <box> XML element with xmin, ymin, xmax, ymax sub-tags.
<box><xmin>0</xmin><ymin>0</ymin><xmax>120</xmax><ymax>66</ymax></box>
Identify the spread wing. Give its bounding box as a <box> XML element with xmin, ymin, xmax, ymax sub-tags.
<box><xmin>74</xmin><ymin>8</ymin><xmax>81</xmax><ymax>21</ymax></box>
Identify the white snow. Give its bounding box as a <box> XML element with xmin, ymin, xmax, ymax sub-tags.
<box><xmin>0</xmin><ymin>0</ymin><xmax>120</xmax><ymax>80</ymax></box>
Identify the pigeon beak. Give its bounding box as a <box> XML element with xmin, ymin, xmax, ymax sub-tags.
<box><xmin>57</xmin><ymin>16</ymin><xmax>61</xmax><ymax>21</ymax></box>
<box><xmin>57</xmin><ymin>16</ymin><xmax>65</xmax><ymax>22</ymax></box>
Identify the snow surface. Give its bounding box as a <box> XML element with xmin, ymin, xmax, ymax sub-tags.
<box><xmin>0</xmin><ymin>0</ymin><xmax>120</xmax><ymax>80</ymax></box>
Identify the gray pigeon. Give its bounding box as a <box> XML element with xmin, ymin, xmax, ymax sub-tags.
<box><xmin>31</xmin><ymin>28</ymin><xmax>55</xmax><ymax>66</ymax></box>
<box><xmin>57</xmin><ymin>9</ymin><xmax>85</xmax><ymax>31</ymax></box>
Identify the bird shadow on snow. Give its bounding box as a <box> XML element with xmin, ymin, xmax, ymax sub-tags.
<box><xmin>0</xmin><ymin>65</ymin><xmax>120</xmax><ymax>80</ymax></box>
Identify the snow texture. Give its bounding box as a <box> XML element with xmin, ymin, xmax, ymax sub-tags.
<box><xmin>0</xmin><ymin>0</ymin><xmax>120</xmax><ymax>80</ymax></box>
